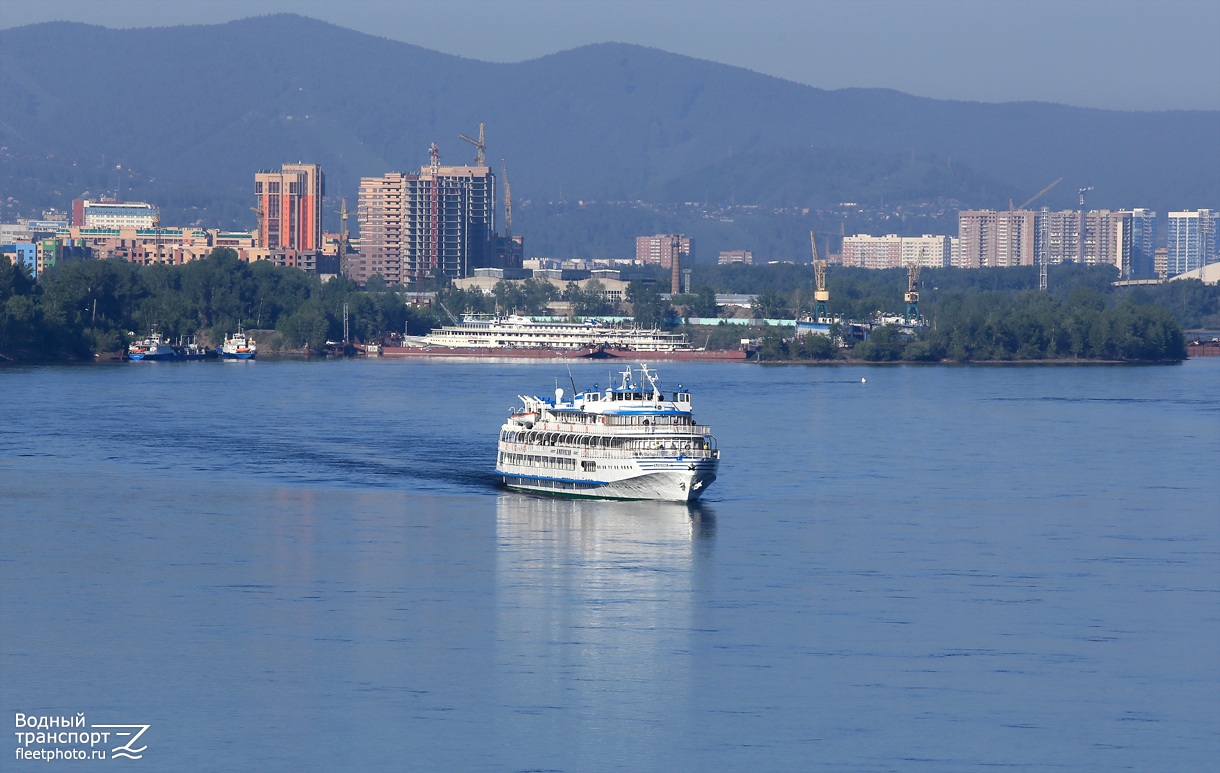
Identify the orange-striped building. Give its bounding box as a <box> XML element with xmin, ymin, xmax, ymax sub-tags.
<box><xmin>254</xmin><ymin>163</ymin><xmax>324</xmax><ymax>252</ymax></box>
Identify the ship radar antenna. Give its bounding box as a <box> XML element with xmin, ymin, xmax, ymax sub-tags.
<box><xmin>565</xmin><ymin>362</ymin><xmax>578</xmax><ymax>398</ymax></box>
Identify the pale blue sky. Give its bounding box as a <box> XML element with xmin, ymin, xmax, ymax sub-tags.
<box><xmin>2</xmin><ymin>0</ymin><xmax>1217</xmax><ymax>111</ymax></box>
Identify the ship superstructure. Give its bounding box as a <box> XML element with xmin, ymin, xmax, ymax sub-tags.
<box><xmin>128</xmin><ymin>329</ymin><xmax>177</xmax><ymax>361</ymax></box>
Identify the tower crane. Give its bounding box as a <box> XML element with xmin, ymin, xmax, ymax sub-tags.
<box><xmin>458</xmin><ymin>122</ymin><xmax>486</xmax><ymax>166</ymax></box>
<box><xmin>249</xmin><ymin>204</ymin><xmax>264</xmax><ymax>248</ymax></box>
<box><xmin>810</xmin><ymin>231</ymin><xmax>830</xmax><ymax>321</ymax></box>
<box><xmin>425</xmin><ymin>143</ymin><xmax>440</xmax><ymax>282</ymax></box>
<box><xmin>904</xmin><ymin>249</ymin><xmax>923</xmax><ymax>325</ymax></box>
<box><xmin>501</xmin><ymin>159</ymin><xmax>512</xmax><ymax>239</ymax></box>
<box><xmin>1011</xmin><ymin>176</ymin><xmax>1063</xmax><ymax>211</ymax></box>
<box><xmin>336</xmin><ymin>197</ymin><xmax>350</xmax><ymax>276</ymax></box>
<box><xmin>1076</xmin><ymin>185</ymin><xmax>1095</xmax><ymax>278</ymax></box>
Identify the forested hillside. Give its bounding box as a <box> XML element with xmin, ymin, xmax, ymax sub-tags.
<box><xmin>2</xmin><ymin>14</ymin><xmax>1216</xmax><ymax>246</ymax></box>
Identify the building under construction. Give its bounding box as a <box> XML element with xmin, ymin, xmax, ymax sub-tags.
<box><xmin>353</xmin><ymin>144</ymin><xmax>498</xmax><ymax>285</ymax></box>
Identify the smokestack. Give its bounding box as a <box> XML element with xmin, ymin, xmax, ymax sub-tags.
<box><xmin>671</xmin><ymin>236</ymin><xmax>681</xmax><ymax>295</ymax></box>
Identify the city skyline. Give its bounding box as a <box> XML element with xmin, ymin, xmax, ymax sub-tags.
<box><xmin>2</xmin><ymin>0</ymin><xmax>1218</xmax><ymax>112</ymax></box>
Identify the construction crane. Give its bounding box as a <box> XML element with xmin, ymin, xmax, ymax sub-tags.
<box><xmin>1011</xmin><ymin>176</ymin><xmax>1063</xmax><ymax>211</ymax></box>
<box><xmin>905</xmin><ymin>251</ymin><xmax>923</xmax><ymax>324</ymax></box>
<box><xmin>458</xmin><ymin>122</ymin><xmax>486</xmax><ymax>166</ymax></box>
<box><xmin>1075</xmin><ymin>185</ymin><xmax>1095</xmax><ymax>281</ymax></box>
<box><xmin>249</xmin><ymin>205</ymin><xmax>264</xmax><ymax>248</ymax></box>
<box><xmin>501</xmin><ymin>159</ymin><xmax>512</xmax><ymax>239</ymax></box>
<box><xmin>426</xmin><ymin>143</ymin><xmax>440</xmax><ymax>282</ymax></box>
<box><xmin>810</xmin><ymin>231</ymin><xmax>830</xmax><ymax>321</ymax></box>
<box><xmin>336</xmin><ymin>197</ymin><xmax>350</xmax><ymax>276</ymax></box>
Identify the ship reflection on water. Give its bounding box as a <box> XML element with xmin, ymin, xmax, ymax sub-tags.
<box><xmin>493</xmin><ymin>494</ymin><xmax>715</xmax><ymax>757</ymax></box>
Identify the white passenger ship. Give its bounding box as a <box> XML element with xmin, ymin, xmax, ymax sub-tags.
<box><xmin>496</xmin><ymin>364</ymin><xmax>719</xmax><ymax>501</ymax></box>
<box><xmin>408</xmin><ymin>314</ymin><xmax>696</xmax><ymax>353</ymax></box>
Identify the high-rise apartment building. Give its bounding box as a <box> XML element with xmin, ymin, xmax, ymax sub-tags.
<box><xmin>1083</xmin><ymin>210</ymin><xmax>1133</xmax><ymax>275</ymax></box>
<box><xmin>636</xmin><ymin>235</ymin><xmax>693</xmax><ymax>269</ymax></box>
<box><xmin>841</xmin><ymin>234</ymin><xmax>950</xmax><ymax>269</ymax></box>
<box><xmin>956</xmin><ymin>210</ymin><xmax>1037</xmax><ymax>268</ymax></box>
<box><xmin>1129</xmin><ymin>209</ymin><xmax>1157</xmax><ymax>278</ymax></box>
<box><xmin>1166</xmin><ymin>209</ymin><xmax>1217</xmax><ymax>277</ymax></box>
<box><xmin>958</xmin><ymin>209</ymin><xmax>1133</xmax><ymax>274</ymax></box>
<box><xmin>354</xmin><ymin>172</ymin><xmax>413</xmax><ymax>285</ymax></box>
<box><xmin>841</xmin><ymin>235</ymin><xmax>901</xmax><ymax>269</ymax></box>
<box><xmin>409</xmin><ymin>156</ymin><xmax>495</xmax><ymax>281</ymax></box>
<box><xmin>718</xmin><ymin>250</ymin><xmax>753</xmax><ymax>265</ymax></box>
<box><xmin>1038</xmin><ymin>210</ymin><xmax>1081</xmax><ymax>266</ymax></box>
<box><xmin>355</xmin><ymin>148</ymin><xmax>496</xmax><ymax>285</ymax></box>
<box><xmin>900</xmin><ymin>235</ymin><xmax>952</xmax><ymax>269</ymax></box>
<box><xmin>254</xmin><ymin>163</ymin><xmax>324</xmax><ymax>252</ymax></box>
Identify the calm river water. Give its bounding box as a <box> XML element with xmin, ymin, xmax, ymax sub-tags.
<box><xmin>2</xmin><ymin>358</ymin><xmax>1217</xmax><ymax>771</ymax></box>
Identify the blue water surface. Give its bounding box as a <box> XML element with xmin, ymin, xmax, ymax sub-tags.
<box><xmin>2</xmin><ymin>358</ymin><xmax>1217</xmax><ymax>771</ymax></box>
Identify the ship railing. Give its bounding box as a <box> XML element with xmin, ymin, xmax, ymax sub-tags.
<box><xmin>531</xmin><ymin>422</ymin><xmax>713</xmax><ymax>436</ymax></box>
<box><xmin>501</xmin><ymin>443</ymin><xmax>718</xmax><ymax>461</ymax></box>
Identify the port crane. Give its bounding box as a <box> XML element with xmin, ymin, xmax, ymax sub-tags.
<box><xmin>810</xmin><ymin>231</ymin><xmax>830</xmax><ymax>321</ymax></box>
<box><xmin>459</xmin><ymin>122</ymin><xmax>487</xmax><ymax>166</ymax></box>
<box><xmin>904</xmin><ymin>250</ymin><xmax>923</xmax><ymax>324</ymax></box>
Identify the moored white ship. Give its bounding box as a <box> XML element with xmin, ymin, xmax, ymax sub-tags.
<box><xmin>127</xmin><ymin>329</ymin><xmax>177</xmax><ymax>361</ymax></box>
<box><xmin>496</xmin><ymin>364</ymin><xmax>719</xmax><ymax>501</ymax></box>
<box><xmin>218</xmin><ymin>328</ymin><xmax>257</xmax><ymax>360</ymax></box>
<box><xmin>384</xmin><ymin>314</ymin><xmax>748</xmax><ymax>360</ymax></box>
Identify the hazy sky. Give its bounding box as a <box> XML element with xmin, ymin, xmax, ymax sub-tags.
<box><xmin>2</xmin><ymin>0</ymin><xmax>1218</xmax><ymax>111</ymax></box>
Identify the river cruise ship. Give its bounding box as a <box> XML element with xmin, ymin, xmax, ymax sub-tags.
<box><xmin>496</xmin><ymin>364</ymin><xmax>719</xmax><ymax>501</ymax></box>
<box><xmin>410</xmin><ymin>314</ymin><xmax>693</xmax><ymax>351</ymax></box>
<box><xmin>386</xmin><ymin>314</ymin><xmax>748</xmax><ymax>360</ymax></box>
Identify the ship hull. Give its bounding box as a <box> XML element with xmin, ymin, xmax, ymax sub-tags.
<box><xmin>127</xmin><ymin>349</ymin><xmax>176</xmax><ymax>361</ymax></box>
<box><xmin>383</xmin><ymin>345</ymin><xmax>747</xmax><ymax>361</ymax></box>
<box><xmin>499</xmin><ymin>458</ymin><xmax>718</xmax><ymax>502</ymax></box>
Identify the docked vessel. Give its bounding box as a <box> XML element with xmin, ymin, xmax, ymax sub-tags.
<box><xmin>496</xmin><ymin>364</ymin><xmax>719</xmax><ymax>501</ymax></box>
<box><xmin>384</xmin><ymin>314</ymin><xmax>748</xmax><ymax>360</ymax></box>
<box><xmin>173</xmin><ymin>336</ymin><xmax>216</xmax><ymax>360</ymax></box>
<box><xmin>218</xmin><ymin>328</ymin><xmax>257</xmax><ymax>360</ymax></box>
<box><xmin>128</xmin><ymin>329</ymin><xmax>177</xmax><ymax>361</ymax></box>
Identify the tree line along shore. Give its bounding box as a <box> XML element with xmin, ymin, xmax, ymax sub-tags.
<box><xmin>2</xmin><ymin>248</ymin><xmax>1216</xmax><ymax>363</ymax></box>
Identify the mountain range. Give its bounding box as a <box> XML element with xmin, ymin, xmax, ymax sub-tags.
<box><xmin>1</xmin><ymin>13</ymin><xmax>1216</xmax><ymax>256</ymax></box>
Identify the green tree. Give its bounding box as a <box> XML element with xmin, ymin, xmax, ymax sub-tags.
<box><xmin>752</xmin><ymin>289</ymin><xmax>790</xmax><ymax>320</ymax></box>
<box><xmin>628</xmin><ymin>281</ymin><xmax>673</xmax><ymax>329</ymax></box>
<box><xmin>756</xmin><ymin>328</ymin><xmax>789</xmax><ymax>361</ymax></box>
<box><xmin>854</xmin><ymin>324</ymin><xmax>906</xmax><ymax>361</ymax></box>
